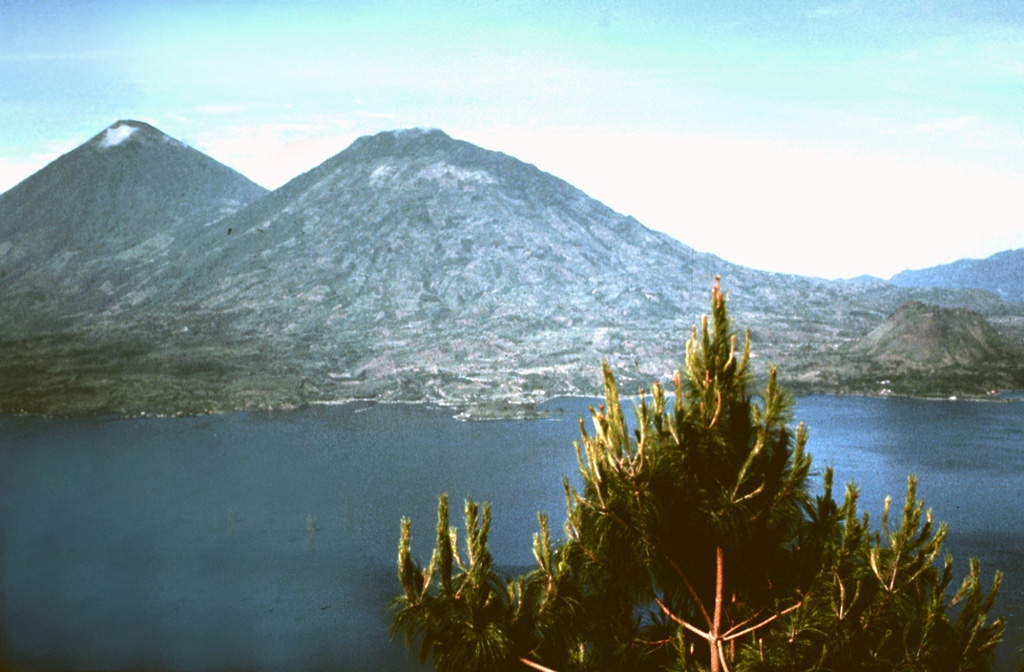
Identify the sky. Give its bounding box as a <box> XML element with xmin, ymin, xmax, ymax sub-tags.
<box><xmin>2</xmin><ymin>0</ymin><xmax>1023</xmax><ymax>279</ymax></box>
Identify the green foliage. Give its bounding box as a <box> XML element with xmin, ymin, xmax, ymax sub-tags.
<box><xmin>392</xmin><ymin>494</ymin><xmax>518</xmax><ymax>672</ymax></box>
<box><xmin>392</xmin><ymin>278</ymin><xmax>1005</xmax><ymax>672</ymax></box>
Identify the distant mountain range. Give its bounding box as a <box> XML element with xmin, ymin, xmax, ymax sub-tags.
<box><xmin>890</xmin><ymin>249</ymin><xmax>1024</xmax><ymax>305</ymax></box>
<box><xmin>1</xmin><ymin>121</ymin><xmax>1021</xmax><ymax>417</ymax></box>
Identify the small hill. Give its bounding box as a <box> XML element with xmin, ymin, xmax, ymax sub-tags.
<box><xmin>837</xmin><ymin>301</ymin><xmax>1024</xmax><ymax>396</ymax></box>
<box><xmin>855</xmin><ymin>301</ymin><xmax>1021</xmax><ymax>367</ymax></box>
<box><xmin>889</xmin><ymin>249</ymin><xmax>1024</xmax><ymax>305</ymax></box>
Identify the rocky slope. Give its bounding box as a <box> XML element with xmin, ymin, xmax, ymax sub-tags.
<box><xmin>1</xmin><ymin>124</ymin><xmax>1020</xmax><ymax>417</ymax></box>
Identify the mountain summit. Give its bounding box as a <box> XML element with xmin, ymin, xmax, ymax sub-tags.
<box><xmin>86</xmin><ymin>119</ymin><xmax>185</xmax><ymax>151</ymax></box>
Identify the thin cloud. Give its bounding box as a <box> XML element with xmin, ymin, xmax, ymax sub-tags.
<box><xmin>0</xmin><ymin>51</ymin><xmax>116</xmax><ymax>62</ymax></box>
<box><xmin>193</xmin><ymin>104</ymin><xmax>252</xmax><ymax>116</ymax></box>
<box><xmin>356</xmin><ymin>111</ymin><xmax>398</xmax><ymax>121</ymax></box>
<box><xmin>913</xmin><ymin>116</ymin><xmax>983</xmax><ymax>133</ymax></box>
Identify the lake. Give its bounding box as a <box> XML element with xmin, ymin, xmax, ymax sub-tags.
<box><xmin>1</xmin><ymin>395</ymin><xmax>1022</xmax><ymax>671</ymax></box>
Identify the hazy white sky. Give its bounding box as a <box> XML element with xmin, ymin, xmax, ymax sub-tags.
<box><xmin>2</xmin><ymin>0</ymin><xmax>1023</xmax><ymax>279</ymax></box>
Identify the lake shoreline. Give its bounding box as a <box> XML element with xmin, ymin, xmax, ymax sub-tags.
<box><xmin>3</xmin><ymin>385</ymin><xmax>1022</xmax><ymax>423</ymax></box>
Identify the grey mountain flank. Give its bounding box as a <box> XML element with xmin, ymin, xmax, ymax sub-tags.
<box><xmin>1</xmin><ymin>122</ymin><xmax>1021</xmax><ymax>417</ymax></box>
<box><xmin>0</xmin><ymin>120</ymin><xmax>268</xmax><ymax>330</ymax></box>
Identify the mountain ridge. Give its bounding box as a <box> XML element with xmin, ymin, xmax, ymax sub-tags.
<box><xmin>889</xmin><ymin>248</ymin><xmax>1024</xmax><ymax>305</ymax></box>
<box><xmin>1</xmin><ymin>122</ymin><xmax>1021</xmax><ymax>417</ymax></box>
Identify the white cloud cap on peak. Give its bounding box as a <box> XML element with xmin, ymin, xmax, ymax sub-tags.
<box><xmin>98</xmin><ymin>123</ymin><xmax>139</xmax><ymax>148</ymax></box>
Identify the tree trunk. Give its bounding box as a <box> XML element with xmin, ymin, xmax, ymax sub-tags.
<box><xmin>710</xmin><ymin>545</ymin><xmax>725</xmax><ymax>672</ymax></box>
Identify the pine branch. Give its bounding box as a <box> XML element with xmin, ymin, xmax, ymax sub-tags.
<box><xmin>653</xmin><ymin>594</ymin><xmax>710</xmax><ymax>641</ymax></box>
<box><xmin>716</xmin><ymin>639</ymin><xmax>732</xmax><ymax>672</ymax></box>
<box><xmin>721</xmin><ymin>600</ymin><xmax>803</xmax><ymax>642</ymax></box>
<box><xmin>666</xmin><ymin>555</ymin><xmax>713</xmax><ymax>628</ymax></box>
<box><xmin>519</xmin><ymin>657</ymin><xmax>560</xmax><ymax>672</ymax></box>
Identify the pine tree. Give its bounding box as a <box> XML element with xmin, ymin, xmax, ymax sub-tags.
<box><xmin>391</xmin><ymin>277</ymin><xmax>1004</xmax><ymax>672</ymax></box>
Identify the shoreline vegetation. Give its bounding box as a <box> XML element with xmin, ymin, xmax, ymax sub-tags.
<box><xmin>3</xmin><ymin>314</ymin><xmax>1021</xmax><ymax>420</ymax></box>
<box><xmin>2</xmin><ymin>386</ymin><xmax>1021</xmax><ymax>423</ymax></box>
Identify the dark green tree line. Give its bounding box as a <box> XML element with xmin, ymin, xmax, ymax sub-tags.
<box><xmin>391</xmin><ymin>278</ymin><xmax>1004</xmax><ymax>672</ymax></box>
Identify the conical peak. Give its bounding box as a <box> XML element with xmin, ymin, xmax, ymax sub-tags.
<box><xmin>89</xmin><ymin>120</ymin><xmax>183</xmax><ymax>150</ymax></box>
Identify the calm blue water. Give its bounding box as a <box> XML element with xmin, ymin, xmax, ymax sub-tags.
<box><xmin>1</xmin><ymin>396</ymin><xmax>1021</xmax><ymax>671</ymax></box>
